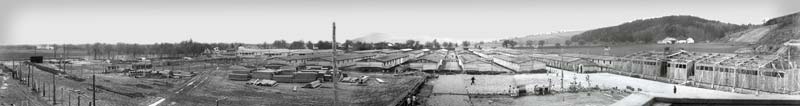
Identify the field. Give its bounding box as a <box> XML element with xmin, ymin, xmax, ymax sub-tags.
<box><xmin>170</xmin><ymin>69</ymin><xmax>425</xmax><ymax>106</ymax></box>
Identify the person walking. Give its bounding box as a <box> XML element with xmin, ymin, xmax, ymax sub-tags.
<box><xmin>470</xmin><ymin>77</ymin><xmax>476</xmax><ymax>85</ymax></box>
<box><xmin>673</xmin><ymin>86</ymin><xmax>677</xmax><ymax>94</ymax></box>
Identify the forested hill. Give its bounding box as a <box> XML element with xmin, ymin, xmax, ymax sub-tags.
<box><xmin>570</xmin><ymin>15</ymin><xmax>748</xmax><ymax>43</ymax></box>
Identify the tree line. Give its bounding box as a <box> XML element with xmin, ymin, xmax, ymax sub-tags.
<box><xmin>263</xmin><ymin>39</ymin><xmax>483</xmax><ymax>51</ymax></box>
<box><xmin>502</xmin><ymin>39</ymin><xmax>595</xmax><ymax>48</ymax></box>
<box><xmin>1</xmin><ymin>39</ymin><xmax>488</xmax><ymax>59</ymax></box>
<box><xmin>0</xmin><ymin>40</ymin><xmax>235</xmax><ymax>59</ymax></box>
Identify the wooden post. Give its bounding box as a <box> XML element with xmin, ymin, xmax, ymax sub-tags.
<box><xmin>756</xmin><ymin>69</ymin><xmax>760</xmax><ymax>95</ymax></box>
<box><xmin>733</xmin><ymin>67</ymin><xmax>737</xmax><ymax>93</ymax></box>
<box><xmin>52</xmin><ymin>73</ymin><xmax>57</xmax><ymax>105</ymax></box>
<box><xmin>332</xmin><ymin>22</ymin><xmax>339</xmax><ymax>106</ymax></box>
<box><xmin>68</xmin><ymin>90</ymin><xmax>72</xmax><ymax>106</ymax></box>
<box><xmin>92</xmin><ymin>75</ymin><xmax>96</xmax><ymax>106</ymax></box>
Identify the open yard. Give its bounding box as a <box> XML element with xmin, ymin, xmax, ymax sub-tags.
<box><xmin>166</xmin><ymin>66</ymin><xmax>425</xmax><ymax>106</ymax></box>
<box><xmin>425</xmin><ymin>73</ymin><xmax>628</xmax><ymax>106</ymax></box>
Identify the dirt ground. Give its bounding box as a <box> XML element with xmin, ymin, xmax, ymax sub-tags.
<box><xmin>167</xmin><ymin>65</ymin><xmax>425</xmax><ymax>106</ymax></box>
<box><xmin>431</xmin><ymin>75</ymin><xmax>515</xmax><ymax>95</ymax></box>
<box><xmin>424</xmin><ymin>73</ymin><xmax>631</xmax><ymax>106</ymax></box>
<box><xmin>469</xmin><ymin>90</ymin><xmax>625</xmax><ymax>106</ymax></box>
<box><xmin>1</xmin><ymin>57</ymin><xmax>429</xmax><ymax>106</ymax></box>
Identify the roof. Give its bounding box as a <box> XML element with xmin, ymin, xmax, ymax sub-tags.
<box><xmin>628</xmin><ymin>51</ymin><xmax>783</xmax><ymax>68</ymax></box>
<box><xmin>237</xmin><ymin>48</ymin><xmax>292</xmax><ymax>53</ymax></box>
<box><xmin>312</xmin><ymin>54</ymin><xmax>376</xmax><ymax>61</ymax></box>
<box><xmin>415</xmin><ymin>54</ymin><xmax>445</xmax><ymax>62</ymax></box>
<box><xmin>460</xmin><ymin>54</ymin><xmax>491</xmax><ymax>64</ymax></box>
<box><xmin>359</xmin><ymin>54</ymin><xmax>409</xmax><ymax>62</ymax></box>
<box><xmin>353</xmin><ymin>50</ymin><xmax>381</xmax><ymax>53</ymax></box>
<box><xmin>493</xmin><ymin>55</ymin><xmax>536</xmax><ymax>63</ymax></box>
<box><xmin>525</xmin><ymin>54</ymin><xmax>581</xmax><ymax>62</ymax></box>
<box><xmin>561</xmin><ymin>53</ymin><xmax>617</xmax><ymax>60</ymax></box>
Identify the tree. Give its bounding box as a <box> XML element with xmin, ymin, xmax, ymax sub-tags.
<box><xmin>288</xmin><ymin>41</ymin><xmax>305</xmax><ymax>49</ymax></box>
<box><xmin>306</xmin><ymin>41</ymin><xmax>315</xmax><ymax>49</ymax></box>
<box><xmin>432</xmin><ymin>39</ymin><xmax>441</xmax><ymax>49</ymax></box>
<box><xmin>538</xmin><ymin>40</ymin><xmax>545</xmax><ymax>47</ymax></box>
<box><xmin>501</xmin><ymin>40</ymin><xmax>509</xmax><ymax>48</ymax></box>
<box><xmin>555</xmin><ymin>43</ymin><xmax>561</xmax><ymax>48</ymax></box>
<box><xmin>343</xmin><ymin>40</ymin><xmax>353</xmax><ymax>50</ymax></box>
<box><xmin>461</xmin><ymin>41</ymin><xmax>470</xmax><ymax>48</ymax></box>
<box><xmin>272</xmin><ymin>40</ymin><xmax>288</xmax><ymax>49</ymax></box>
<box><xmin>509</xmin><ymin>40</ymin><xmax>517</xmax><ymax>48</ymax></box>
<box><xmin>565</xmin><ymin>40</ymin><xmax>572</xmax><ymax>47</ymax></box>
<box><xmin>374</xmin><ymin>42</ymin><xmax>390</xmax><ymax>49</ymax></box>
<box><xmin>578</xmin><ymin>40</ymin><xmax>586</xmax><ymax>46</ymax></box>
<box><xmin>526</xmin><ymin>40</ymin><xmax>534</xmax><ymax>47</ymax></box>
<box><xmin>405</xmin><ymin>40</ymin><xmax>416</xmax><ymax>49</ymax></box>
<box><xmin>424</xmin><ymin>42</ymin><xmax>435</xmax><ymax>49</ymax></box>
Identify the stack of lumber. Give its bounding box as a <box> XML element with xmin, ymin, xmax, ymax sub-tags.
<box><xmin>303</xmin><ymin>80</ymin><xmax>322</xmax><ymax>88</ymax></box>
<box><xmin>229</xmin><ymin>70</ymin><xmax>251</xmax><ymax>81</ymax></box>
<box><xmin>251</xmin><ymin>69</ymin><xmax>277</xmax><ymax>79</ymax></box>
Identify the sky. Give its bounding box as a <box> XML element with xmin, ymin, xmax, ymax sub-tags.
<box><xmin>1</xmin><ymin>0</ymin><xmax>799</xmax><ymax>45</ymax></box>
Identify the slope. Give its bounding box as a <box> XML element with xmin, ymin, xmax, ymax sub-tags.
<box><xmin>727</xmin><ymin>12</ymin><xmax>800</xmax><ymax>44</ymax></box>
<box><xmin>505</xmin><ymin>31</ymin><xmax>585</xmax><ymax>46</ymax></box>
<box><xmin>571</xmin><ymin>15</ymin><xmax>748</xmax><ymax>43</ymax></box>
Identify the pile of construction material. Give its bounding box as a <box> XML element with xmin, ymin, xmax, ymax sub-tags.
<box><xmin>272</xmin><ymin>72</ymin><xmax>319</xmax><ymax>83</ymax></box>
<box><xmin>229</xmin><ymin>70</ymin><xmax>251</xmax><ymax>81</ymax></box>
<box><xmin>303</xmin><ymin>80</ymin><xmax>321</xmax><ymax>88</ymax></box>
<box><xmin>251</xmin><ymin>69</ymin><xmax>278</xmax><ymax>79</ymax></box>
<box><xmin>246</xmin><ymin>79</ymin><xmax>278</xmax><ymax>86</ymax></box>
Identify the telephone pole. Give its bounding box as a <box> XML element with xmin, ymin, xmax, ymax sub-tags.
<box><xmin>52</xmin><ymin>72</ymin><xmax>57</xmax><ymax>105</ymax></box>
<box><xmin>331</xmin><ymin>22</ymin><xmax>339</xmax><ymax>106</ymax></box>
<box><xmin>92</xmin><ymin>75</ymin><xmax>97</xmax><ymax>106</ymax></box>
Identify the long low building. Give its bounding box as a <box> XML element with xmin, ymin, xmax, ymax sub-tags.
<box><xmin>528</xmin><ymin>54</ymin><xmax>603</xmax><ymax>73</ymax></box>
<box><xmin>353</xmin><ymin>53</ymin><xmax>411</xmax><ymax>72</ymax></box>
<box><xmin>460</xmin><ymin>53</ymin><xmax>511</xmax><ymax>74</ymax></box>
<box><xmin>263</xmin><ymin>54</ymin><xmax>332</xmax><ymax>66</ymax></box>
<box><xmin>409</xmin><ymin>54</ymin><xmax>444</xmax><ymax>71</ymax></box>
<box><xmin>304</xmin><ymin>54</ymin><xmax>378</xmax><ymax>67</ymax></box>
<box><xmin>491</xmin><ymin>55</ymin><xmax>546</xmax><ymax>73</ymax></box>
<box><xmin>560</xmin><ymin>53</ymin><xmax>617</xmax><ymax>72</ymax></box>
<box><xmin>441</xmin><ymin>51</ymin><xmax>462</xmax><ymax>71</ymax></box>
<box><xmin>612</xmin><ymin>50</ymin><xmax>798</xmax><ymax>94</ymax></box>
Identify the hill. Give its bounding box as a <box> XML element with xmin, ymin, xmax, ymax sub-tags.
<box><xmin>571</xmin><ymin>15</ymin><xmax>748</xmax><ymax>43</ymax></box>
<box><xmin>502</xmin><ymin>31</ymin><xmax>585</xmax><ymax>46</ymax></box>
<box><xmin>725</xmin><ymin>12</ymin><xmax>800</xmax><ymax>44</ymax></box>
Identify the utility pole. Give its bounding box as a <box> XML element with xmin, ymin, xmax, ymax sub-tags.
<box><xmin>68</xmin><ymin>89</ymin><xmax>72</xmax><ymax>106</ymax></box>
<box><xmin>92</xmin><ymin>75</ymin><xmax>96</xmax><ymax>106</ymax></box>
<box><xmin>30</xmin><ymin>65</ymin><xmax>34</xmax><ymax>91</ymax></box>
<box><xmin>52</xmin><ymin>72</ymin><xmax>57</xmax><ymax>105</ymax></box>
<box><xmin>53</xmin><ymin>44</ymin><xmax>57</xmax><ymax>61</ymax></box>
<box><xmin>77</xmin><ymin>95</ymin><xmax>81</xmax><ymax>106</ymax></box>
<box><xmin>332</xmin><ymin>22</ymin><xmax>339</xmax><ymax>106</ymax></box>
<box><xmin>560</xmin><ymin>47</ymin><xmax>564</xmax><ymax>89</ymax></box>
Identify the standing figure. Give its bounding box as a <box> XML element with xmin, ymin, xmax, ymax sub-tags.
<box><xmin>470</xmin><ymin>77</ymin><xmax>476</xmax><ymax>85</ymax></box>
<box><xmin>673</xmin><ymin>86</ymin><xmax>677</xmax><ymax>94</ymax></box>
